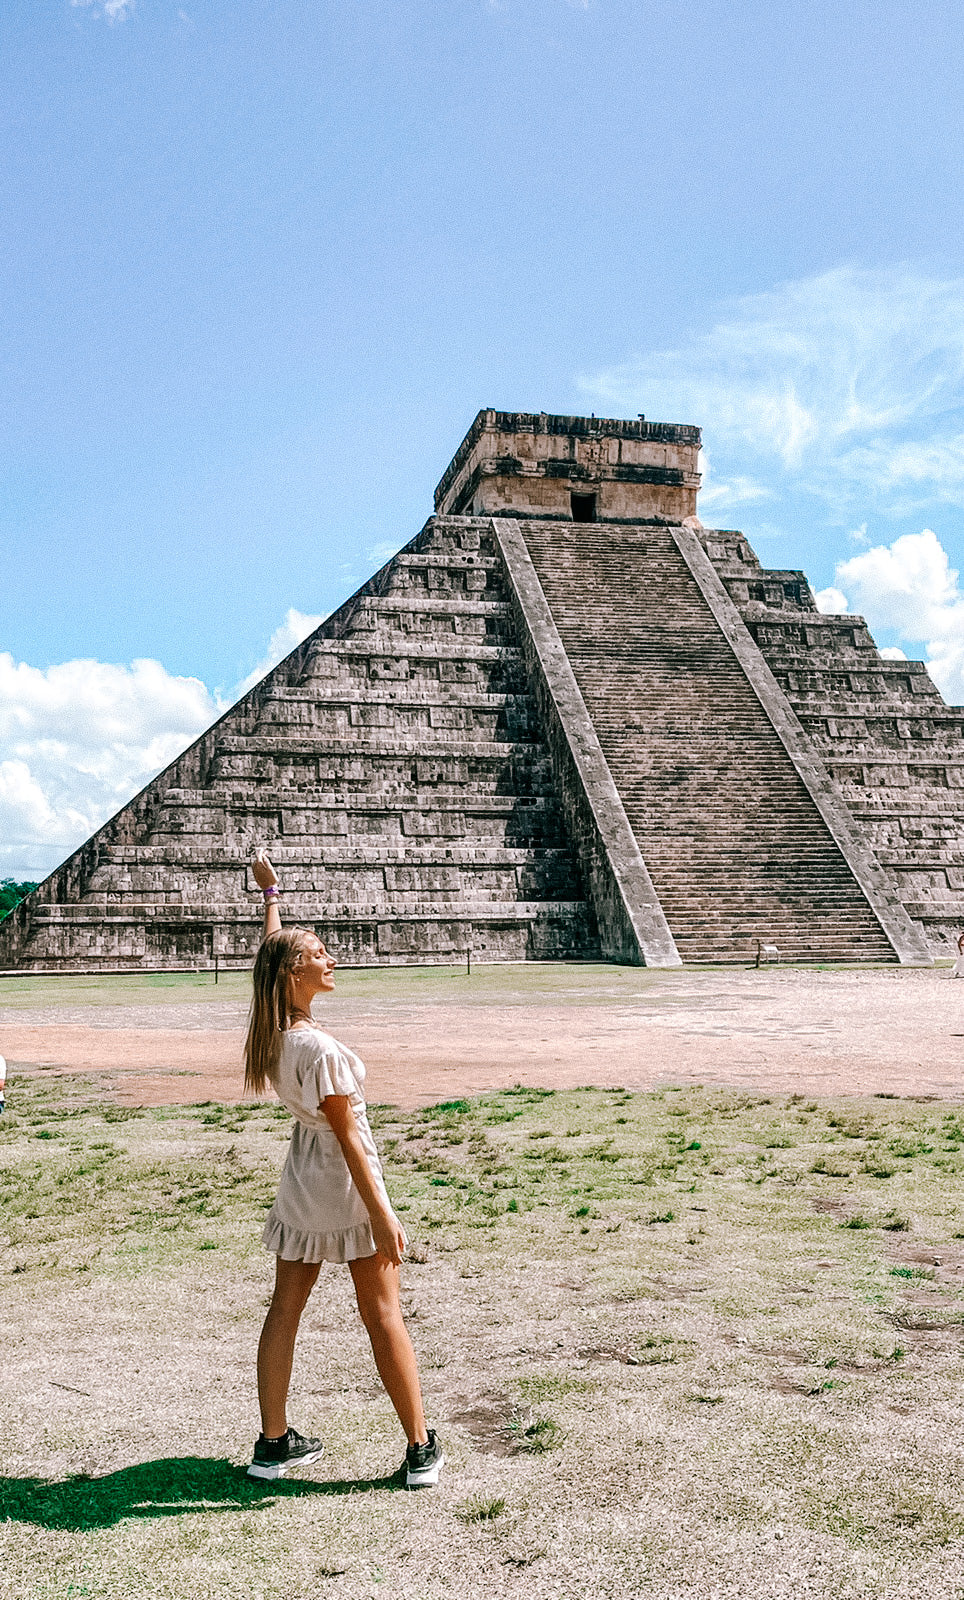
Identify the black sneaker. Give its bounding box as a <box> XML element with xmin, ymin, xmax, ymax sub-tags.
<box><xmin>404</xmin><ymin>1430</ymin><xmax>444</xmax><ymax>1489</ymax></box>
<box><xmin>247</xmin><ymin>1426</ymin><xmax>324</xmax><ymax>1480</ymax></box>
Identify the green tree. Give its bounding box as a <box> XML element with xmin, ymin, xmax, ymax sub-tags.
<box><xmin>0</xmin><ymin>880</ymin><xmax>39</xmax><ymax>920</ymax></box>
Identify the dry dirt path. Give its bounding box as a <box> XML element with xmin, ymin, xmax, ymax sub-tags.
<box><xmin>2</xmin><ymin>964</ymin><xmax>963</xmax><ymax>1107</ymax></box>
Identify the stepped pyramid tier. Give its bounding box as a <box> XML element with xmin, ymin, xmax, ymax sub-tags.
<box><xmin>697</xmin><ymin>528</ymin><xmax>964</xmax><ymax>954</ymax></box>
<box><xmin>1</xmin><ymin>515</ymin><xmax>604</xmax><ymax>970</ymax></box>
<box><xmin>0</xmin><ymin>408</ymin><xmax>952</xmax><ymax>970</ymax></box>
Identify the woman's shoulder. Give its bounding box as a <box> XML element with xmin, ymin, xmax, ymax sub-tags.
<box><xmin>284</xmin><ymin>1023</ymin><xmax>343</xmax><ymax>1054</ymax></box>
<box><xmin>282</xmin><ymin>1024</ymin><xmax>366</xmax><ymax>1091</ymax></box>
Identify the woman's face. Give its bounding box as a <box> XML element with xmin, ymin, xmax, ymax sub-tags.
<box><xmin>291</xmin><ymin>933</ymin><xmax>337</xmax><ymax>1000</ymax></box>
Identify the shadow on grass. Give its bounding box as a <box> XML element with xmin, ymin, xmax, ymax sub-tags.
<box><xmin>0</xmin><ymin>1456</ymin><xmax>405</xmax><ymax>1529</ymax></box>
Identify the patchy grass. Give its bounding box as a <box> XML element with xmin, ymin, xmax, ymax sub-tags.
<box><xmin>2</xmin><ymin>1077</ymin><xmax>964</xmax><ymax>1598</ymax></box>
<box><xmin>456</xmin><ymin>1493</ymin><xmax>506</xmax><ymax>1523</ymax></box>
<box><xmin>506</xmin><ymin>1412</ymin><xmax>565</xmax><ymax>1454</ymax></box>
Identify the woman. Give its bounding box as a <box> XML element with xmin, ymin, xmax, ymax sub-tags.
<box><xmin>243</xmin><ymin>851</ymin><xmax>443</xmax><ymax>1489</ymax></box>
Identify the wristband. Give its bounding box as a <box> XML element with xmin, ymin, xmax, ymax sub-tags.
<box><xmin>262</xmin><ymin>887</ymin><xmax>281</xmax><ymax>900</ymax></box>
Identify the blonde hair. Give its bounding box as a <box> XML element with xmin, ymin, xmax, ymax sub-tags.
<box><xmin>243</xmin><ymin>926</ymin><xmax>314</xmax><ymax>1096</ymax></box>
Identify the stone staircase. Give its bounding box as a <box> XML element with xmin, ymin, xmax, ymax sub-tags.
<box><xmin>700</xmin><ymin>528</ymin><xmax>964</xmax><ymax>955</ymax></box>
<box><xmin>516</xmin><ymin>519</ymin><xmax>897</xmax><ymax>964</ymax></box>
<box><xmin>2</xmin><ymin>516</ymin><xmax>599</xmax><ymax>969</ymax></box>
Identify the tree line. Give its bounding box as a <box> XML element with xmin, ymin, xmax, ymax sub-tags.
<box><xmin>0</xmin><ymin>880</ymin><xmax>39</xmax><ymax>920</ymax></box>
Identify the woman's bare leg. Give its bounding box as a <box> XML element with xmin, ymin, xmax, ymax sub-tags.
<box><xmin>256</xmin><ymin>1257</ymin><xmax>321</xmax><ymax>1436</ymax></box>
<box><xmin>349</xmin><ymin>1253</ymin><xmax>427</xmax><ymax>1446</ymax></box>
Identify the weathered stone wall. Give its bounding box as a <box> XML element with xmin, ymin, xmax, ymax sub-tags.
<box><xmin>435</xmin><ymin>410</ymin><xmax>701</xmax><ymax>523</ymax></box>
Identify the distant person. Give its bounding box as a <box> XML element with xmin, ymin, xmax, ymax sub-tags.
<box><xmin>953</xmin><ymin>931</ymin><xmax>964</xmax><ymax>978</ymax></box>
<box><xmin>242</xmin><ymin>850</ymin><xmax>443</xmax><ymax>1489</ymax></box>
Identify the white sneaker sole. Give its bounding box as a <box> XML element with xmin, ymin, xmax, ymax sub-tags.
<box><xmin>405</xmin><ymin>1449</ymin><xmax>445</xmax><ymax>1489</ymax></box>
<box><xmin>247</xmin><ymin>1447</ymin><xmax>324</xmax><ymax>1480</ymax></box>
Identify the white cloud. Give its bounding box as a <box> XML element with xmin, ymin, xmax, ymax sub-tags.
<box><xmin>0</xmin><ymin>653</ymin><xmax>221</xmax><ymax>881</ymax></box>
<box><xmin>835</xmin><ymin>527</ymin><xmax>962</xmax><ymax>636</ymax></box>
<box><xmin>231</xmin><ymin>607</ymin><xmax>324</xmax><ymax>699</ymax></box>
<box><xmin>814</xmin><ymin>587</ymin><xmax>850</xmax><ymax>615</ymax></box>
<box><xmin>71</xmin><ymin>0</ymin><xmax>135</xmax><ymax>20</ymax></box>
<box><xmin>829</xmin><ymin>527</ymin><xmax>964</xmax><ymax>703</ymax></box>
<box><xmin>0</xmin><ymin>606</ymin><xmax>327</xmax><ymax>882</ymax></box>
<box><xmin>583</xmin><ymin>265</ymin><xmax>964</xmax><ymax>519</ymax></box>
<box><xmin>0</xmin><ymin>760</ymin><xmax>89</xmax><ymax>854</ymax></box>
<box><xmin>698</xmin><ymin>477</ymin><xmax>771</xmax><ymax>511</ymax></box>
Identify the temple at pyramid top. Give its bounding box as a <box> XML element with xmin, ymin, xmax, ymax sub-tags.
<box><xmin>434</xmin><ymin>409</ymin><xmax>702</xmax><ymax>522</ymax></box>
<box><xmin>3</xmin><ymin>405</ymin><xmax>963</xmax><ymax>973</ymax></box>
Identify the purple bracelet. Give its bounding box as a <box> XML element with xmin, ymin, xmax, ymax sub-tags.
<box><xmin>262</xmin><ymin>887</ymin><xmax>280</xmax><ymax>900</ymax></box>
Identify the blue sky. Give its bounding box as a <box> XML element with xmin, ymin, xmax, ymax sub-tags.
<box><xmin>4</xmin><ymin>0</ymin><xmax>964</xmax><ymax>878</ymax></box>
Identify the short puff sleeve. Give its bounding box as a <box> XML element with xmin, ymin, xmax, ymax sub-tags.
<box><xmin>304</xmin><ymin>1034</ymin><xmax>362</xmax><ymax>1106</ymax></box>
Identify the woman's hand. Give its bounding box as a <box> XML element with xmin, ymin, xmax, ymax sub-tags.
<box><xmin>252</xmin><ymin>850</ymin><xmax>279</xmax><ymax>891</ymax></box>
<box><xmin>253</xmin><ymin>850</ymin><xmax>282</xmax><ymax>939</ymax></box>
<box><xmin>371</xmin><ymin>1210</ymin><xmax>408</xmax><ymax>1267</ymax></box>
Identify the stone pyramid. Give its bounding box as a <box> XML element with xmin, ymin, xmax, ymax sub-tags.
<box><xmin>4</xmin><ymin>409</ymin><xmax>960</xmax><ymax>971</ymax></box>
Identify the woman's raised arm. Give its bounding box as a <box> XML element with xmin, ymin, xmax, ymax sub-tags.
<box><xmin>252</xmin><ymin>850</ymin><xmax>282</xmax><ymax>941</ymax></box>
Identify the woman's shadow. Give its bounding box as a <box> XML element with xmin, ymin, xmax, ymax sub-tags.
<box><xmin>0</xmin><ymin>1457</ymin><xmax>404</xmax><ymax>1530</ymax></box>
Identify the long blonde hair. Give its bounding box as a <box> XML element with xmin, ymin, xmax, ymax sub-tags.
<box><xmin>244</xmin><ymin>926</ymin><xmax>314</xmax><ymax>1096</ymax></box>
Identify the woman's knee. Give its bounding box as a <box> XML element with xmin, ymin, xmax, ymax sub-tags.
<box><xmin>350</xmin><ymin>1255</ymin><xmax>400</xmax><ymax>1331</ymax></box>
<box><xmin>270</xmin><ymin>1258</ymin><xmax>320</xmax><ymax>1316</ymax></box>
<box><xmin>354</xmin><ymin>1282</ymin><xmax>396</xmax><ymax>1335</ymax></box>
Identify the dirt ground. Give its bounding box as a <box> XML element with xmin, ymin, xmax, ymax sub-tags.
<box><xmin>2</xmin><ymin>962</ymin><xmax>963</xmax><ymax>1107</ymax></box>
<box><xmin>4</xmin><ymin>971</ymin><xmax>964</xmax><ymax>1599</ymax></box>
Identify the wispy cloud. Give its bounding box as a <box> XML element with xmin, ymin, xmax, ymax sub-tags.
<box><xmin>71</xmin><ymin>0</ymin><xmax>135</xmax><ymax>20</ymax></box>
<box><xmin>696</xmin><ymin>450</ymin><xmax>772</xmax><ymax>513</ymax></box>
<box><xmin>335</xmin><ymin>538</ymin><xmax>403</xmax><ymax>595</ymax></box>
<box><xmin>231</xmin><ymin>607</ymin><xmax>325</xmax><ymax>699</ymax></box>
<box><xmin>584</xmin><ymin>265</ymin><xmax>964</xmax><ymax>522</ymax></box>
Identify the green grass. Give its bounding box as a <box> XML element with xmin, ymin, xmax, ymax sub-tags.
<box><xmin>0</xmin><ymin>970</ymin><xmax>256</xmax><ymax>1009</ymax></box>
<box><xmin>0</xmin><ymin>960</ymin><xmax>748</xmax><ymax>1013</ymax></box>
<box><xmin>2</xmin><ymin>1077</ymin><xmax>964</xmax><ymax>1598</ymax></box>
<box><xmin>456</xmin><ymin>1493</ymin><xmax>506</xmax><ymax>1523</ymax></box>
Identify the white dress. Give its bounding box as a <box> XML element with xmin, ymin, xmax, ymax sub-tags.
<box><xmin>261</xmin><ymin>1025</ymin><xmax>393</xmax><ymax>1264</ymax></box>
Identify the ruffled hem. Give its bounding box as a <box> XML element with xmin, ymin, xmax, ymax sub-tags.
<box><xmin>262</xmin><ymin>1213</ymin><xmax>376</xmax><ymax>1265</ymax></box>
